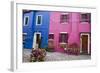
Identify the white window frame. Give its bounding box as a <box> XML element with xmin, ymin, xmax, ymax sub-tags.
<box><xmin>32</xmin><ymin>32</ymin><xmax>41</xmax><ymax>49</ymax></box>
<box><xmin>23</xmin><ymin>16</ymin><xmax>29</xmax><ymax>26</ymax></box>
<box><xmin>60</xmin><ymin>32</ymin><xmax>68</xmax><ymax>34</ymax></box>
<box><xmin>61</xmin><ymin>12</ymin><xmax>69</xmax><ymax>14</ymax></box>
<box><xmin>23</xmin><ymin>33</ymin><xmax>27</xmax><ymax>35</ymax></box>
<box><xmin>36</xmin><ymin>15</ymin><xmax>42</xmax><ymax>25</ymax></box>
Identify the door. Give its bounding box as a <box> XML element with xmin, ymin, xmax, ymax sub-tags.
<box><xmin>36</xmin><ymin>34</ymin><xmax>41</xmax><ymax>48</ymax></box>
<box><xmin>81</xmin><ymin>34</ymin><xmax>90</xmax><ymax>54</ymax></box>
<box><xmin>33</xmin><ymin>32</ymin><xmax>41</xmax><ymax>49</ymax></box>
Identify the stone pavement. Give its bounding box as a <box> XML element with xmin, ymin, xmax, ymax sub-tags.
<box><xmin>23</xmin><ymin>49</ymin><xmax>91</xmax><ymax>62</ymax></box>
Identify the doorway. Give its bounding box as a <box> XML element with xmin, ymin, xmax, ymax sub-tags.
<box><xmin>33</xmin><ymin>32</ymin><xmax>41</xmax><ymax>49</ymax></box>
<box><xmin>80</xmin><ymin>33</ymin><xmax>90</xmax><ymax>54</ymax></box>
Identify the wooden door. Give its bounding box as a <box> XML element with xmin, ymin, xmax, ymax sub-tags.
<box><xmin>81</xmin><ymin>35</ymin><xmax>88</xmax><ymax>54</ymax></box>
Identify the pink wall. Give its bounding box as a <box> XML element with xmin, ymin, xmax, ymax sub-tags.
<box><xmin>49</xmin><ymin>12</ymin><xmax>91</xmax><ymax>52</ymax></box>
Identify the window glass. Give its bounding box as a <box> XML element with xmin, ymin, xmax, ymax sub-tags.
<box><xmin>81</xmin><ymin>13</ymin><xmax>91</xmax><ymax>23</ymax></box>
<box><xmin>60</xmin><ymin>14</ymin><xmax>69</xmax><ymax>23</ymax></box>
<box><xmin>24</xmin><ymin>16</ymin><xmax>29</xmax><ymax>26</ymax></box>
<box><xmin>37</xmin><ymin>15</ymin><xmax>42</xmax><ymax>25</ymax></box>
<box><xmin>59</xmin><ymin>33</ymin><xmax>68</xmax><ymax>43</ymax></box>
<box><xmin>49</xmin><ymin>34</ymin><xmax>54</xmax><ymax>39</ymax></box>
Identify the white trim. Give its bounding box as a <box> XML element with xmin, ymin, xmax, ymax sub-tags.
<box><xmin>59</xmin><ymin>42</ymin><xmax>67</xmax><ymax>44</ymax></box>
<box><xmin>32</xmin><ymin>32</ymin><xmax>41</xmax><ymax>49</ymax></box>
<box><xmin>23</xmin><ymin>16</ymin><xmax>29</xmax><ymax>26</ymax></box>
<box><xmin>80</xmin><ymin>33</ymin><xmax>90</xmax><ymax>54</ymax></box>
<box><xmin>23</xmin><ymin>33</ymin><xmax>27</xmax><ymax>35</ymax></box>
<box><xmin>60</xmin><ymin>32</ymin><xmax>68</xmax><ymax>34</ymax></box>
<box><xmin>80</xmin><ymin>13</ymin><xmax>88</xmax><ymax>14</ymax></box>
<box><xmin>48</xmin><ymin>39</ymin><xmax>54</xmax><ymax>41</ymax></box>
<box><xmin>60</xmin><ymin>22</ymin><xmax>69</xmax><ymax>24</ymax></box>
<box><xmin>80</xmin><ymin>37</ymin><xmax>82</xmax><ymax>53</ymax></box>
<box><xmin>36</xmin><ymin>15</ymin><xmax>42</xmax><ymax>25</ymax></box>
<box><xmin>61</xmin><ymin>12</ymin><xmax>69</xmax><ymax>14</ymax></box>
<box><xmin>49</xmin><ymin>33</ymin><xmax>54</xmax><ymax>34</ymax></box>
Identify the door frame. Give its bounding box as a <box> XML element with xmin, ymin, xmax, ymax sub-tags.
<box><xmin>32</xmin><ymin>32</ymin><xmax>41</xmax><ymax>49</ymax></box>
<box><xmin>80</xmin><ymin>33</ymin><xmax>90</xmax><ymax>54</ymax></box>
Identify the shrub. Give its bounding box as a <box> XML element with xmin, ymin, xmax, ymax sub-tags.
<box><xmin>30</xmin><ymin>48</ymin><xmax>46</xmax><ymax>62</ymax></box>
<box><xmin>67</xmin><ymin>43</ymin><xmax>80</xmax><ymax>55</ymax></box>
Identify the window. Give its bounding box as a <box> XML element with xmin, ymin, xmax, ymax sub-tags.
<box><xmin>24</xmin><ymin>16</ymin><xmax>29</xmax><ymax>26</ymax></box>
<box><xmin>49</xmin><ymin>34</ymin><xmax>54</xmax><ymax>39</ymax></box>
<box><xmin>60</xmin><ymin>14</ymin><xmax>69</xmax><ymax>23</ymax></box>
<box><xmin>23</xmin><ymin>33</ymin><xmax>27</xmax><ymax>44</ymax></box>
<box><xmin>80</xmin><ymin>13</ymin><xmax>91</xmax><ymax>23</ymax></box>
<box><xmin>59</xmin><ymin>33</ymin><xmax>68</xmax><ymax>43</ymax></box>
<box><xmin>36</xmin><ymin>15</ymin><xmax>42</xmax><ymax>25</ymax></box>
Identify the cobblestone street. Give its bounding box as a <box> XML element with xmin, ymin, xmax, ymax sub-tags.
<box><xmin>23</xmin><ymin>49</ymin><xmax>91</xmax><ymax>62</ymax></box>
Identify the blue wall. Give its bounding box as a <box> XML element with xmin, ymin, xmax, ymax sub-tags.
<box><xmin>23</xmin><ymin>11</ymin><xmax>50</xmax><ymax>49</ymax></box>
<box><xmin>23</xmin><ymin>11</ymin><xmax>35</xmax><ymax>48</ymax></box>
<box><xmin>34</xmin><ymin>11</ymin><xmax>50</xmax><ymax>48</ymax></box>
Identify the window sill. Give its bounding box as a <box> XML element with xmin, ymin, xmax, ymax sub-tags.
<box><xmin>59</xmin><ymin>42</ymin><xmax>67</xmax><ymax>44</ymax></box>
<box><xmin>80</xmin><ymin>22</ymin><xmax>90</xmax><ymax>24</ymax></box>
<box><xmin>36</xmin><ymin>24</ymin><xmax>42</xmax><ymax>26</ymax></box>
<box><xmin>60</xmin><ymin>22</ymin><xmax>69</xmax><ymax>24</ymax></box>
<box><xmin>48</xmin><ymin>39</ymin><xmax>54</xmax><ymax>41</ymax></box>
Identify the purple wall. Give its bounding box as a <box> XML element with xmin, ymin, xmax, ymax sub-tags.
<box><xmin>49</xmin><ymin>12</ymin><xmax>91</xmax><ymax>52</ymax></box>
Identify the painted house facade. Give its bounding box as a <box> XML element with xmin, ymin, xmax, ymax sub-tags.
<box><xmin>23</xmin><ymin>10</ymin><xmax>50</xmax><ymax>49</ymax></box>
<box><xmin>23</xmin><ymin>10</ymin><xmax>91</xmax><ymax>55</ymax></box>
<box><xmin>49</xmin><ymin>12</ymin><xmax>91</xmax><ymax>54</ymax></box>
<box><xmin>23</xmin><ymin>11</ymin><xmax>34</xmax><ymax>49</ymax></box>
